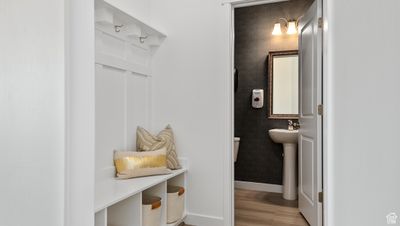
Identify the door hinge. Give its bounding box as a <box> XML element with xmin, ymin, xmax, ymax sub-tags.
<box><xmin>317</xmin><ymin>104</ymin><xmax>323</xmax><ymax>116</ymax></box>
<box><xmin>318</xmin><ymin>17</ymin><xmax>324</xmax><ymax>29</ymax></box>
<box><xmin>318</xmin><ymin>191</ymin><xmax>323</xmax><ymax>203</ymax></box>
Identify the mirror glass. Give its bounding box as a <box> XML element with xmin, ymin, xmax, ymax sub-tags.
<box><xmin>268</xmin><ymin>50</ymin><xmax>299</xmax><ymax>119</ymax></box>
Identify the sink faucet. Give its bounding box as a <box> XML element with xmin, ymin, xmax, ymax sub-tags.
<box><xmin>288</xmin><ymin>120</ymin><xmax>294</xmax><ymax>131</ymax></box>
<box><xmin>288</xmin><ymin>120</ymin><xmax>300</xmax><ymax>130</ymax></box>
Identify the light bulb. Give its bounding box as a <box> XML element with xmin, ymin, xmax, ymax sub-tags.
<box><xmin>287</xmin><ymin>21</ymin><xmax>297</xmax><ymax>35</ymax></box>
<box><xmin>272</xmin><ymin>23</ymin><xmax>282</xmax><ymax>36</ymax></box>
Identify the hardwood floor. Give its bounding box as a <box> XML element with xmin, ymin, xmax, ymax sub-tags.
<box><xmin>235</xmin><ymin>189</ymin><xmax>309</xmax><ymax>226</ymax></box>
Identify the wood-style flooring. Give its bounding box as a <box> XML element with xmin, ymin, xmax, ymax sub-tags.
<box><xmin>235</xmin><ymin>189</ymin><xmax>309</xmax><ymax>226</ymax></box>
<box><xmin>178</xmin><ymin>223</ymin><xmax>194</xmax><ymax>226</ymax></box>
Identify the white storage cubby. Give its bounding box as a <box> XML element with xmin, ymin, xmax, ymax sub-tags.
<box><xmin>95</xmin><ymin>169</ymin><xmax>187</xmax><ymax>226</ymax></box>
<box><xmin>142</xmin><ymin>182</ymin><xmax>166</xmax><ymax>226</ymax></box>
<box><xmin>167</xmin><ymin>174</ymin><xmax>186</xmax><ymax>189</ymax></box>
<box><xmin>108</xmin><ymin>194</ymin><xmax>141</xmax><ymax>226</ymax></box>
<box><xmin>166</xmin><ymin>174</ymin><xmax>187</xmax><ymax>226</ymax></box>
<box><xmin>95</xmin><ymin>208</ymin><xmax>107</xmax><ymax>226</ymax></box>
<box><xmin>167</xmin><ymin>174</ymin><xmax>188</xmax><ymax>226</ymax></box>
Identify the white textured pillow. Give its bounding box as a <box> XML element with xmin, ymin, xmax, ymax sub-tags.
<box><xmin>136</xmin><ymin>125</ymin><xmax>181</xmax><ymax>170</ymax></box>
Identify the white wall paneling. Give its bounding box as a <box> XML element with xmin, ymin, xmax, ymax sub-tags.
<box><xmin>95</xmin><ymin>64</ymin><xmax>127</xmax><ymax>176</ymax></box>
<box><xmin>94</xmin><ymin>67</ymin><xmax>152</xmax><ymax>178</ymax></box>
<box><xmin>94</xmin><ymin>0</ymin><xmax>165</xmax><ymax>178</ymax></box>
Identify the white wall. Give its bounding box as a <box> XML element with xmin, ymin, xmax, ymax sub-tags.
<box><xmin>325</xmin><ymin>0</ymin><xmax>400</xmax><ymax>225</ymax></box>
<box><xmin>0</xmin><ymin>0</ymin><xmax>65</xmax><ymax>225</ymax></box>
<box><xmin>149</xmin><ymin>1</ymin><xmax>231</xmax><ymax>225</ymax></box>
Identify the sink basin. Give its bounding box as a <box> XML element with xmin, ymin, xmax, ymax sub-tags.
<box><xmin>268</xmin><ymin>128</ymin><xmax>299</xmax><ymax>200</ymax></box>
<box><xmin>269</xmin><ymin>129</ymin><xmax>298</xmax><ymax>144</ymax></box>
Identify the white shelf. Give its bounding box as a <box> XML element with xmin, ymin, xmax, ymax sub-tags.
<box><xmin>95</xmin><ymin>168</ymin><xmax>187</xmax><ymax>212</ymax></box>
<box><xmin>103</xmin><ymin>0</ymin><xmax>166</xmax><ymax>37</ymax></box>
<box><xmin>95</xmin><ymin>0</ymin><xmax>166</xmax><ymax>43</ymax></box>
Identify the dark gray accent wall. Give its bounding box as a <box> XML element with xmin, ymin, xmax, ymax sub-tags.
<box><xmin>234</xmin><ymin>0</ymin><xmax>313</xmax><ymax>185</ymax></box>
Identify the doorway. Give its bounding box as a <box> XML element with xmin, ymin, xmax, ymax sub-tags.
<box><xmin>229</xmin><ymin>0</ymin><xmax>323</xmax><ymax>225</ymax></box>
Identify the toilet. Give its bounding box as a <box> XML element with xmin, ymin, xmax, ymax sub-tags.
<box><xmin>234</xmin><ymin>137</ymin><xmax>240</xmax><ymax>162</ymax></box>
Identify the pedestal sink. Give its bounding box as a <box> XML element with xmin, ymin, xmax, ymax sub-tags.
<box><xmin>269</xmin><ymin>129</ymin><xmax>298</xmax><ymax>200</ymax></box>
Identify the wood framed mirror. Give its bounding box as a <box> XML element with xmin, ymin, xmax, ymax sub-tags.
<box><xmin>268</xmin><ymin>50</ymin><xmax>299</xmax><ymax>119</ymax></box>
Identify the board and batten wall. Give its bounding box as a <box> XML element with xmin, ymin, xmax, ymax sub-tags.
<box><xmin>94</xmin><ymin>25</ymin><xmax>153</xmax><ymax>179</ymax></box>
<box><xmin>234</xmin><ymin>0</ymin><xmax>313</xmax><ymax>186</ymax></box>
<box><xmin>0</xmin><ymin>0</ymin><xmax>65</xmax><ymax>225</ymax></box>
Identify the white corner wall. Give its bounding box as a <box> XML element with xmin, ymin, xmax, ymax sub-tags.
<box><xmin>0</xmin><ymin>0</ymin><xmax>65</xmax><ymax>225</ymax></box>
<box><xmin>149</xmin><ymin>0</ymin><xmax>231</xmax><ymax>225</ymax></box>
<box><xmin>325</xmin><ymin>0</ymin><xmax>400</xmax><ymax>225</ymax></box>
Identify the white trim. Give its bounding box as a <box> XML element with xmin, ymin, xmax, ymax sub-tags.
<box><xmin>322</xmin><ymin>0</ymin><xmax>331</xmax><ymax>225</ymax></box>
<box><xmin>235</xmin><ymin>181</ymin><xmax>283</xmax><ymax>193</ymax></box>
<box><xmin>185</xmin><ymin>213</ymin><xmax>224</xmax><ymax>226</ymax></box>
<box><xmin>222</xmin><ymin>3</ymin><xmax>235</xmax><ymax>226</ymax></box>
<box><xmin>95</xmin><ymin>54</ymin><xmax>151</xmax><ymax>76</ymax></box>
<box><xmin>65</xmin><ymin>0</ymin><xmax>95</xmax><ymax>225</ymax></box>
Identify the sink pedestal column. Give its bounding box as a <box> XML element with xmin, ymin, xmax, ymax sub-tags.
<box><xmin>282</xmin><ymin>143</ymin><xmax>297</xmax><ymax>200</ymax></box>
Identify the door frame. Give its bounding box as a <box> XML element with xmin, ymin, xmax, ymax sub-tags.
<box><xmin>222</xmin><ymin>0</ymin><xmax>328</xmax><ymax>225</ymax></box>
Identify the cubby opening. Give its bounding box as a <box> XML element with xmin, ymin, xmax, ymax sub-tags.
<box><xmin>142</xmin><ymin>182</ymin><xmax>167</xmax><ymax>225</ymax></box>
<box><xmin>107</xmin><ymin>194</ymin><xmax>141</xmax><ymax>226</ymax></box>
<box><xmin>95</xmin><ymin>208</ymin><xmax>107</xmax><ymax>226</ymax></box>
<box><xmin>167</xmin><ymin>174</ymin><xmax>187</xmax><ymax>226</ymax></box>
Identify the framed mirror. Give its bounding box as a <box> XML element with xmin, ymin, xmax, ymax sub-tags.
<box><xmin>268</xmin><ymin>50</ymin><xmax>299</xmax><ymax>119</ymax></box>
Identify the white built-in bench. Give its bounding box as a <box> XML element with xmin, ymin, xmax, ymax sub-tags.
<box><xmin>95</xmin><ymin>167</ymin><xmax>187</xmax><ymax>226</ymax></box>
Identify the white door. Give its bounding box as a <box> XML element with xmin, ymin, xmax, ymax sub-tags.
<box><xmin>298</xmin><ymin>1</ymin><xmax>322</xmax><ymax>226</ymax></box>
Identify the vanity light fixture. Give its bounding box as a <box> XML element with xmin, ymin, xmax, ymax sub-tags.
<box><xmin>286</xmin><ymin>21</ymin><xmax>298</xmax><ymax>35</ymax></box>
<box><xmin>272</xmin><ymin>18</ymin><xmax>298</xmax><ymax>35</ymax></box>
<box><xmin>272</xmin><ymin>23</ymin><xmax>283</xmax><ymax>35</ymax></box>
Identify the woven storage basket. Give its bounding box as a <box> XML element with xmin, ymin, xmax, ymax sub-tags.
<box><xmin>167</xmin><ymin>185</ymin><xmax>185</xmax><ymax>223</ymax></box>
<box><xmin>142</xmin><ymin>195</ymin><xmax>162</xmax><ymax>226</ymax></box>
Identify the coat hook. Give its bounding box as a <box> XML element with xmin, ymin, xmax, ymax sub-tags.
<box><xmin>114</xmin><ymin>25</ymin><xmax>123</xmax><ymax>33</ymax></box>
<box><xmin>139</xmin><ymin>36</ymin><xmax>148</xmax><ymax>43</ymax></box>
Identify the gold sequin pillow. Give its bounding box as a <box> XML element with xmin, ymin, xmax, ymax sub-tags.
<box><xmin>136</xmin><ymin>125</ymin><xmax>181</xmax><ymax>170</ymax></box>
<box><xmin>114</xmin><ymin>148</ymin><xmax>172</xmax><ymax>179</ymax></box>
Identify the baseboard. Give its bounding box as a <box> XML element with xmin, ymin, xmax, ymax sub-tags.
<box><xmin>185</xmin><ymin>212</ymin><xmax>224</xmax><ymax>226</ymax></box>
<box><xmin>235</xmin><ymin>180</ymin><xmax>283</xmax><ymax>193</ymax></box>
